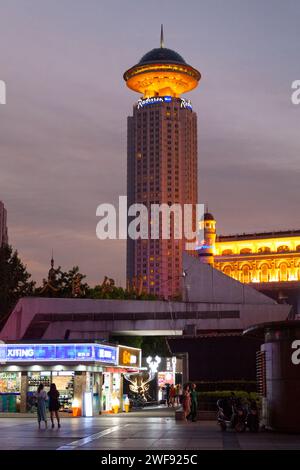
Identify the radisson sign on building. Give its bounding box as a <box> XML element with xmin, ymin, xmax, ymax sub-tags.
<box><xmin>137</xmin><ymin>96</ymin><xmax>192</xmax><ymax>110</ymax></box>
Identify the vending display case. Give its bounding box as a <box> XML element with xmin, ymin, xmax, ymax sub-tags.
<box><xmin>26</xmin><ymin>370</ymin><xmax>74</xmax><ymax>412</ymax></box>
<box><xmin>27</xmin><ymin>371</ymin><xmax>51</xmax><ymax>391</ymax></box>
<box><xmin>52</xmin><ymin>371</ymin><xmax>74</xmax><ymax>412</ymax></box>
<box><xmin>27</xmin><ymin>371</ymin><xmax>51</xmax><ymax>412</ymax></box>
<box><xmin>0</xmin><ymin>372</ymin><xmax>21</xmax><ymax>412</ymax></box>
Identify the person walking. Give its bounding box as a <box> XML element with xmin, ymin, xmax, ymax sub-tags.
<box><xmin>169</xmin><ymin>384</ymin><xmax>176</xmax><ymax>407</ymax></box>
<box><xmin>35</xmin><ymin>383</ymin><xmax>48</xmax><ymax>429</ymax></box>
<box><xmin>48</xmin><ymin>383</ymin><xmax>61</xmax><ymax>428</ymax></box>
<box><xmin>182</xmin><ymin>384</ymin><xmax>191</xmax><ymax>421</ymax></box>
<box><xmin>165</xmin><ymin>383</ymin><xmax>171</xmax><ymax>407</ymax></box>
<box><xmin>177</xmin><ymin>384</ymin><xmax>183</xmax><ymax>406</ymax></box>
<box><xmin>187</xmin><ymin>383</ymin><xmax>198</xmax><ymax>422</ymax></box>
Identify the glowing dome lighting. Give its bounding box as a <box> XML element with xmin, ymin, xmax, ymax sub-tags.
<box><xmin>123</xmin><ymin>29</ymin><xmax>201</xmax><ymax>97</ymax></box>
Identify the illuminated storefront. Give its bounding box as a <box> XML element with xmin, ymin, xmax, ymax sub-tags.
<box><xmin>156</xmin><ymin>357</ymin><xmax>182</xmax><ymax>402</ymax></box>
<box><xmin>0</xmin><ymin>343</ymin><xmax>141</xmax><ymax>415</ymax></box>
<box><xmin>101</xmin><ymin>346</ymin><xmax>142</xmax><ymax>413</ymax></box>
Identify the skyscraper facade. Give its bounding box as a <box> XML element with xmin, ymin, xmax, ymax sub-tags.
<box><xmin>0</xmin><ymin>201</ymin><xmax>8</xmax><ymax>246</ymax></box>
<box><xmin>124</xmin><ymin>30</ymin><xmax>201</xmax><ymax>299</ymax></box>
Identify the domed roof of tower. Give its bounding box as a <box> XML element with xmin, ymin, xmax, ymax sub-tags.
<box><xmin>123</xmin><ymin>26</ymin><xmax>201</xmax><ymax>96</ymax></box>
<box><xmin>204</xmin><ymin>212</ymin><xmax>215</xmax><ymax>221</ymax></box>
<box><xmin>138</xmin><ymin>47</ymin><xmax>186</xmax><ymax>66</ymax></box>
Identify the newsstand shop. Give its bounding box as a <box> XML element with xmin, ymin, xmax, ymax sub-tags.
<box><xmin>0</xmin><ymin>342</ymin><xmax>141</xmax><ymax>416</ymax></box>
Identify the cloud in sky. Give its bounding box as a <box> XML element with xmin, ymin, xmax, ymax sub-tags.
<box><xmin>0</xmin><ymin>0</ymin><xmax>299</xmax><ymax>284</ymax></box>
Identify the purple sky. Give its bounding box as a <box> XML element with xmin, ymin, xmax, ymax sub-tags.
<box><xmin>0</xmin><ymin>0</ymin><xmax>299</xmax><ymax>286</ymax></box>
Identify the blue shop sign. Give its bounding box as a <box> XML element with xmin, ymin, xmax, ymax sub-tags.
<box><xmin>94</xmin><ymin>344</ymin><xmax>117</xmax><ymax>363</ymax></box>
<box><xmin>0</xmin><ymin>343</ymin><xmax>117</xmax><ymax>364</ymax></box>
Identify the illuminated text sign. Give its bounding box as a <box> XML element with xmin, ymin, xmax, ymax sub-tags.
<box><xmin>118</xmin><ymin>346</ymin><xmax>141</xmax><ymax>368</ymax></box>
<box><xmin>180</xmin><ymin>98</ymin><xmax>192</xmax><ymax>110</ymax></box>
<box><xmin>137</xmin><ymin>96</ymin><xmax>172</xmax><ymax>109</ymax></box>
<box><xmin>0</xmin><ymin>343</ymin><xmax>117</xmax><ymax>364</ymax></box>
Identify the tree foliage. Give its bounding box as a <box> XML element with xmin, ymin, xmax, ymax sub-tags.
<box><xmin>0</xmin><ymin>244</ymin><xmax>35</xmax><ymax>321</ymax></box>
<box><xmin>88</xmin><ymin>283</ymin><xmax>158</xmax><ymax>301</ymax></box>
<box><xmin>62</xmin><ymin>266</ymin><xmax>89</xmax><ymax>297</ymax></box>
<box><xmin>35</xmin><ymin>265</ymin><xmax>89</xmax><ymax>298</ymax></box>
<box><xmin>111</xmin><ymin>335</ymin><xmax>169</xmax><ymax>357</ymax></box>
<box><xmin>0</xmin><ymin>242</ymin><xmax>158</xmax><ymax>327</ymax></box>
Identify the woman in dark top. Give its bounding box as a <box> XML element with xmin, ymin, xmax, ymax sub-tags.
<box><xmin>47</xmin><ymin>383</ymin><xmax>61</xmax><ymax>428</ymax></box>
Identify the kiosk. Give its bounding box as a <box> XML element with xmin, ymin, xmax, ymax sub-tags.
<box><xmin>0</xmin><ymin>342</ymin><xmax>141</xmax><ymax>415</ymax></box>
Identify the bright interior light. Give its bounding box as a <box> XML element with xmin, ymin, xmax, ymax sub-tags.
<box><xmin>72</xmin><ymin>399</ymin><xmax>79</xmax><ymax>408</ymax></box>
<box><xmin>111</xmin><ymin>396</ymin><xmax>120</xmax><ymax>407</ymax></box>
<box><xmin>83</xmin><ymin>392</ymin><xmax>93</xmax><ymax>417</ymax></box>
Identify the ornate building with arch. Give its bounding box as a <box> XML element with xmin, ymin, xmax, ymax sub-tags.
<box><xmin>197</xmin><ymin>212</ymin><xmax>300</xmax><ymax>313</ymax></box>
<box><xmin>215</xmin><ymin>231</ymin><xmax>300</xmax><ymax>284</ymax></box>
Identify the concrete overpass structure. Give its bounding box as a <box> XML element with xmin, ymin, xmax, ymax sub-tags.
<box><xmin>0</xmin><ymin>255</ymin><xmax>291</xmax><ymax>341</ymax></box>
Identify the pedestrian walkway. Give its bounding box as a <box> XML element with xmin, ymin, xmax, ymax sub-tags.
<box><xmin>0</xmin><ymin>415</ymin><xmax>299</xmax><ymax>450</ymax></box>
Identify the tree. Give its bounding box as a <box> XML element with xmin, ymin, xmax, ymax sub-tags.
<box><xmin>110</xmin><ymin>335</ymin><xmax>169</xmax><ymax>357</ymax></box>
<box><xmin>59</xmin><ymin>266</ymin><xmax>89</xmax><ymax>298</ymax></box>
<box><xmin>140</xmin><ymin>336</ymin><xmax>170</xmax><ymax>357</ymax></box>
<box><xmin>0</xmin><ymin>244</ymin><xmax>35</xmax><ymax>322</ymax></box>
<box><xmin>88</xmin><ymin>278</ymin><xmax>158</xmax><ymax>301</ymax></box>
<box><xmin>35</xmin><ymin>265</ymin><xmax>89</xmax><ymax>298</ymax></box>
<box><xmin>111</xmin><ymin>336</ymin><xmax>143</xmax><ymax>349</ymax></box>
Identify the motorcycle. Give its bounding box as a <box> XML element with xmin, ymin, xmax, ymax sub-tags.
<box><xmin>246</xmin><ymin>401</ymin><xmax>260</xmax><ymax>432</ymax></box>
<box><xmin>129</xmin><ymin>395</ymin><xmax>146</xmax><ymax>409</ymax></box>
<box><xmin>217</xmin><ymin>398</ymin><xmax>247</xmax><ymax>432</ymax></box>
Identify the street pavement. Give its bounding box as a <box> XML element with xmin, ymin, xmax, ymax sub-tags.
<box><xmin>0</xmin><ymin>410</ymin><xmax>299</xmax><ymax>450</ymax></box>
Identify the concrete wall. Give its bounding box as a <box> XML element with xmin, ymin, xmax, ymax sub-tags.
<box><xmin>0</xmin><ymin>296</ymin><xmax>290</xmax><ymax>342</ymax></box>
<box><xmin>182</xmin><ymin>252</ymin><xmax>277</xmax><ymax>305</ymax></box>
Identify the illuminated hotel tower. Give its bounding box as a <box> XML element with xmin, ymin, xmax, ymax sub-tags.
<box><xmin>124</xmin><ymin>27</ymin><xmax>201</xmax><ymax>299</ymax></box>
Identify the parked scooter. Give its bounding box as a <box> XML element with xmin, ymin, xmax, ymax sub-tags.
<box><xmin>232</xmin><ymin>400</ymin><xmax>247</xmax><ymax>432</ymax></box>
<box><xmin>217</xmin><ymin>397</ymin><xmax>247</xmax><ymax>432</ymax></box>
<box><xmin>246</xmin><ymin>400</ymin><xmax>260</xmax><ymax>432</ymax></box>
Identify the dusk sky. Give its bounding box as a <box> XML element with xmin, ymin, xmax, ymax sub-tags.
<box><xmin>1</xmin><ymin>0</ymin><xmax>299</xmax><ymax>286</ymax></box>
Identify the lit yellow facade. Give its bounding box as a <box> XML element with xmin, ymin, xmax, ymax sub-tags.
<box><xmin>124</xmin><ymin>63</ymin><xmax>200</xmax><ymax>97</ymax></box>
<box><xmin>214</xmin><ymin>234</ymin><xmax>300</xmax><ymax>283</ymax></box>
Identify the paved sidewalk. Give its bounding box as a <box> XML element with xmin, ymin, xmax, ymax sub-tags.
<box><xmin>0</xmin><ymin>415</ymin><xmax>299</xmax><ymax>450</ymax></box>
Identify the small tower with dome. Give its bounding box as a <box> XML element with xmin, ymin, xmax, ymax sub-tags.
<box><xmin>197</xmin><ymin>212</ymin><xmax>217</xmax><ymax>266</ymax></box>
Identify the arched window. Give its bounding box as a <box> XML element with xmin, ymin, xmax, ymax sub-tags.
<box><xmin>240</xmin><ymin>248</ymin><xmax>252</xmax><ymax>254</ymax></box>
<box><xmin>277</xmin><ymin>245</ymin><xmax>289</xmax><ymax>253</ymax></box>
<box><xmin>223</xmin><ymin>266</ymin><xmax>232</xmax><ymax>277</ymax></box>
<box><xmin>279</xmin><ymin>263</ymin><xmax>288</xmax><ymax>281</ymax></box>
<box><xmin>241</xmin><ymin>265</ymin><xmax>251</xmax><ymax>283</ymax></box>
<box><xmin>222</xmin><ymin>249</ymin><xmax>233</xmax><ymax>255</ymax></box>
<box><xmin>258</xmin><ymin>246</ymin><xmax>271</xmax><ymax>254</ymax></box>
<box><xmin>260</xmin><ymin>264</ymin><xmax>269</xmax><ymax>282</ymax></box>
